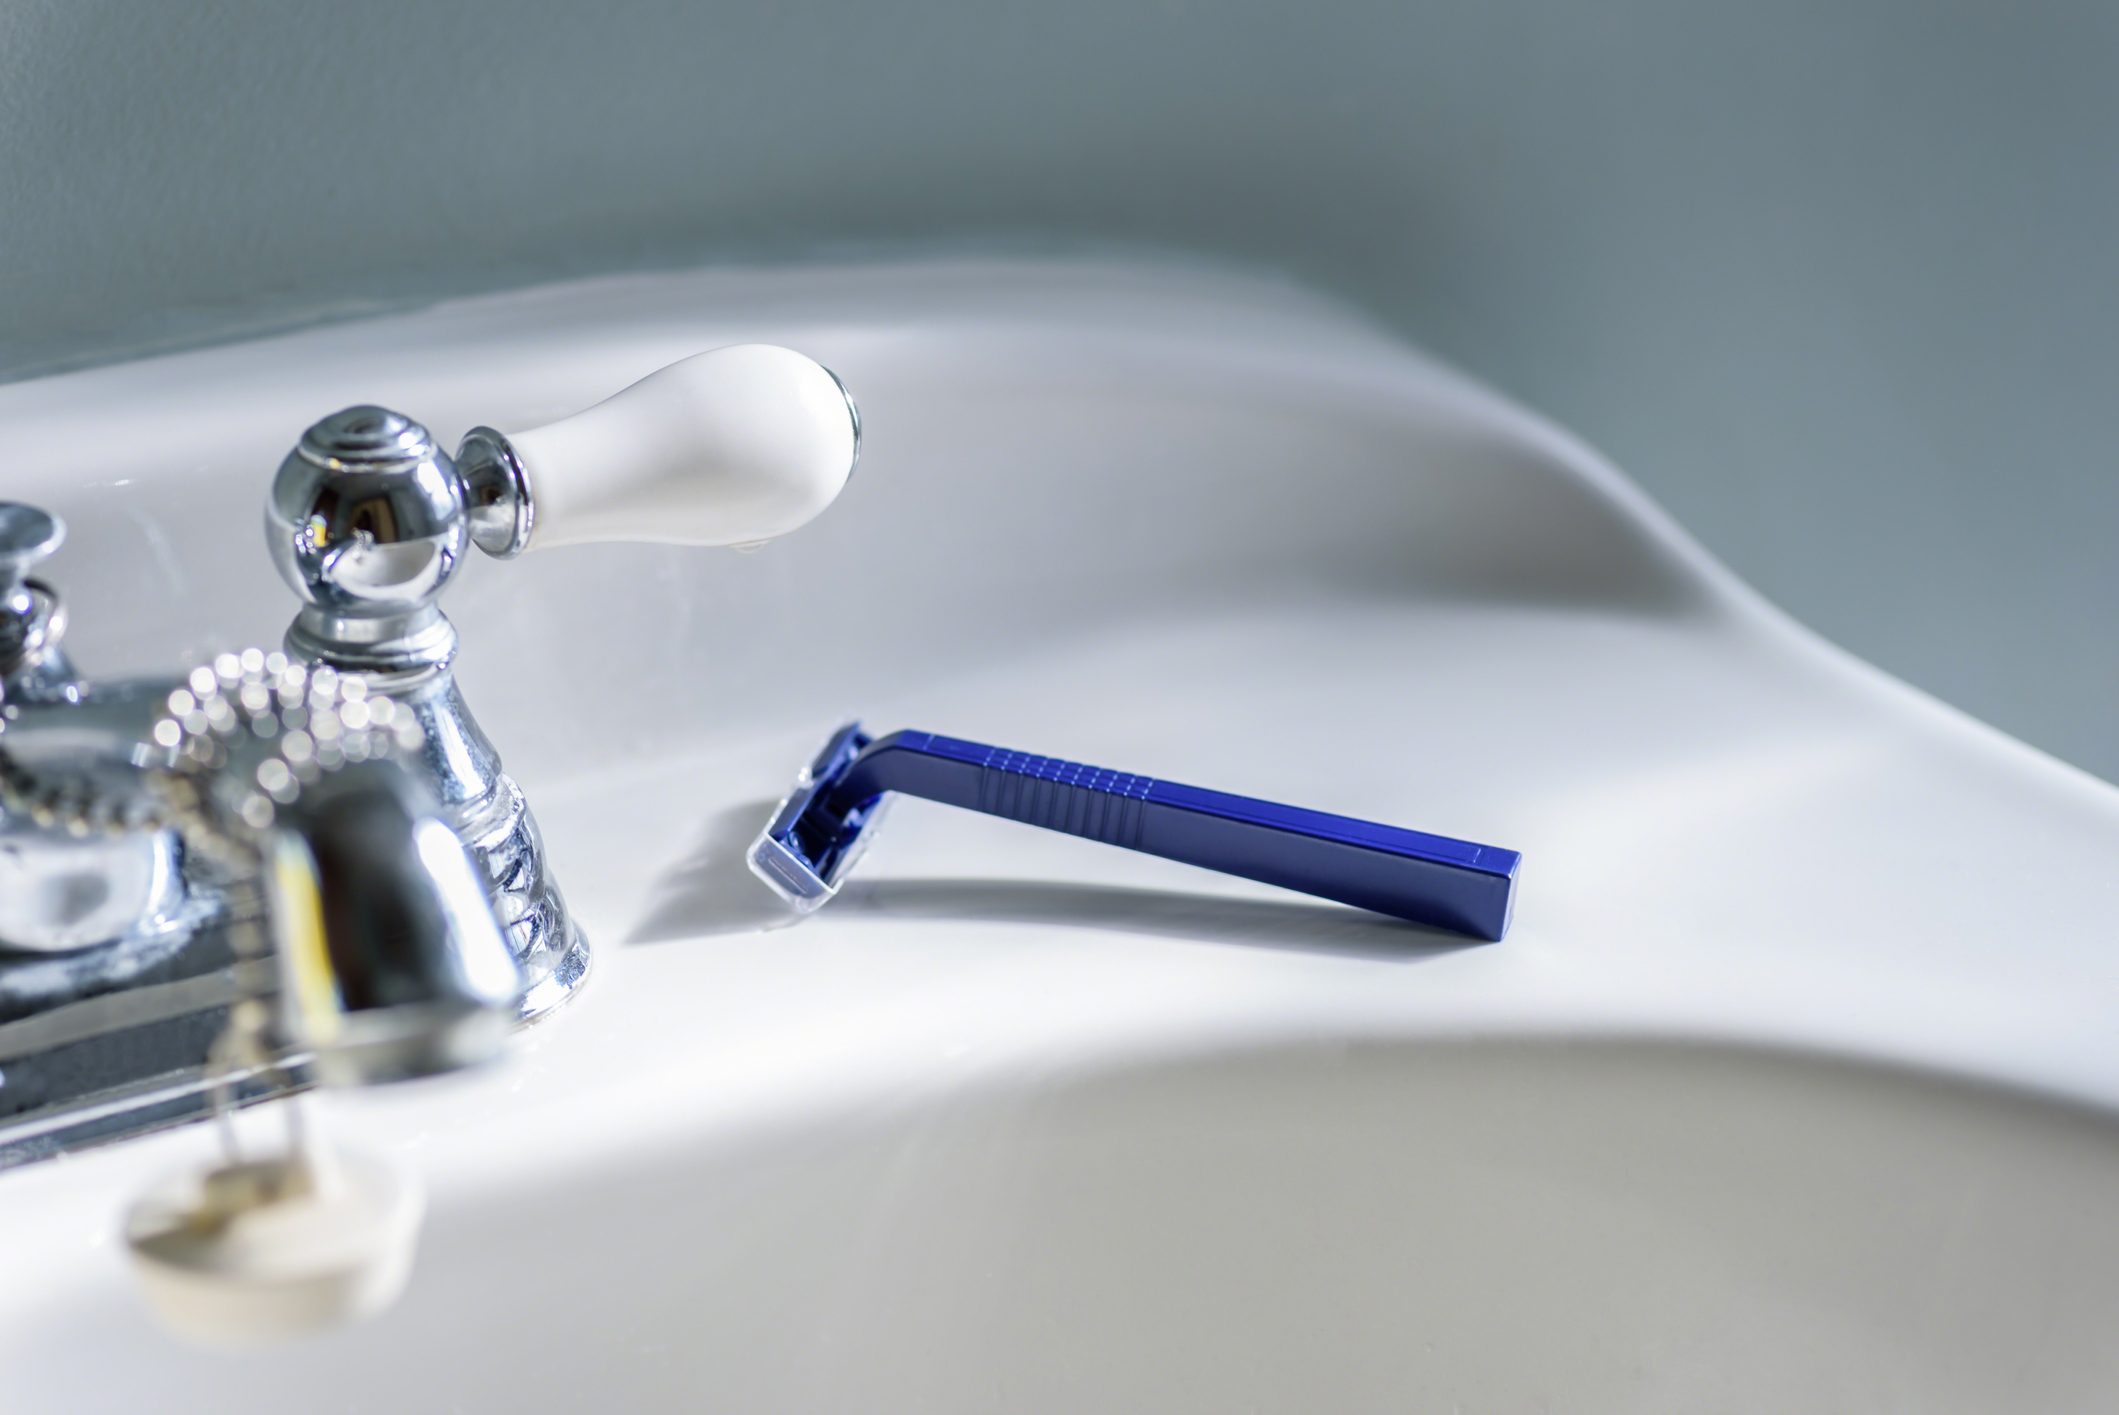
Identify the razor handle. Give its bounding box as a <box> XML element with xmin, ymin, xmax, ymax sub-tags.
<box><xmin>805</xmin><ymin>728</ymin><xmax>1518</xmax><ymax>940</ymax></box>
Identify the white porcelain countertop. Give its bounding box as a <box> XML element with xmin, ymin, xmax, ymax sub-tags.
<box><xmin>1</xmin><ymin>260</ymin><xmax>2115</xmax><ymax>1389</ymax></box>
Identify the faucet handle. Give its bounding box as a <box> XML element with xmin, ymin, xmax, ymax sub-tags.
<box><xmin>0</xmin><ymin>503</ymin><xmax>63</xmax><ymax>603</ymax></box>
<box><xmin>456</xmin><ymin>344</ymin><xmax>859</xmax><ymax>557</ymax></box>
<box><xmin>0</xmin><ymin>504</ymin><xmax>68</xmax><ymax>679</ymax></box>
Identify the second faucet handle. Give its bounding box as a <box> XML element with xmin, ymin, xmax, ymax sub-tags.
<box><xmin>0</xmin><ymin>503</ymin><xmax>68</xmax><ymax>680</ymax></box>
<box><xmin>456</xmin><ymin>344</ymin><xmax>860</xmax><ymax>558</ymax></box>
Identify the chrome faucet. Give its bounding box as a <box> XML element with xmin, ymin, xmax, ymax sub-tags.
<box><xmin>262</xmin><ymin>343</ymin><xmax>858</xmax><ymax>1013</ymax></box>
<box><xmin>0</xmin><ymin>598</ymin><xmax>520</xmax><ymax>1163</ymax></box>
<box><xmin>0</xmin><ymin>345</ymin><xmax>860</xmax><ymax>1166</ymax></box>
<box><xmin>264</xmin><ymin>405</ymin><xmax>589</xmax><ymax>1020</ymax></box>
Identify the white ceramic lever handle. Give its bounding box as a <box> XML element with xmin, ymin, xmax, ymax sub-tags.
<box><xmin>499</xmin><ymin>344</ymin><xmax>859</xmax><ymax>552</ymax></box>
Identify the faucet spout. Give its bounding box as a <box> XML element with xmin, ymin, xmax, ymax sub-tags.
<box><xmin>0</xmin><ymin>638</ymin><xmax>526</xmax><ymax>1165</ymax></box>
<box><xmin>266</xmin><ymin>762</ymin><xmax>521</xmax><ymax>1087</ymax></box>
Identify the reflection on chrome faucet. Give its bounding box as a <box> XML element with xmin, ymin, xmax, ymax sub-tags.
<box><xmin>0</xmin><ymin>605</ymin><xmax>522</xmax><ymax>1163</ymax></box>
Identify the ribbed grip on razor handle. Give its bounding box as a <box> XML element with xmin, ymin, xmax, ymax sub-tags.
<box><xmin>828</xmin><ymin>731</ymin><xmax>1520</xmax><ymax>940</ymax></box>
<box><xmin>966</xmin><ymin>747</ymin><xmax>1156</xmax><ymax>848</ymax></box>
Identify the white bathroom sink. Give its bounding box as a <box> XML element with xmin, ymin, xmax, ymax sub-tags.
<box><xmin>2</xmin><ymin>260</ymin><xmax>2116</xmax><ymax>1412</ymax></box>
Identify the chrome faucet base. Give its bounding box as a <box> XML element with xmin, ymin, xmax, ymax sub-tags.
<box><xmin>455</xmin><ymin>770</ymin><xmax>591</xmax><ymax>1021</ymax></box>
<box><xmin>525</xmin><ymin>919</ymin><xmax>592</xmax><ymax>1021</ymax></box>
<box><xmin>286</xmin><ymin>650</ymin><xmax>591</xmax><ymax>1023</ymax></box>
<box><xmin>0</xmin><ymin>643</ymin><xmax>524</xmax><ymax>1169</ymax></box>
<box><xmin>0</xmin><ymin>818</ymin><xmax>575</xmax><ymax>1171</ymax></box>
<box><xmin>0</xmin><ymin>954</ymin><xmax>293</xmax><ymax>1169</ymax></box>
<box><xmin>1</xmin><ymin>1056</ymin><xmax>302</xmax><ymax>1171</ymax></box>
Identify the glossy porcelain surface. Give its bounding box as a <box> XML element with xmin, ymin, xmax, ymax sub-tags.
<box><xmin>2</xmin><ymin>260</ymin><xmax>2115</xmax><ymax>1412</ymax></box>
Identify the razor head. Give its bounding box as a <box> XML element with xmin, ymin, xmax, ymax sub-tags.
<box><xmin>748</xmin><ymin>722</ymin><xmax>890</xmax><ymax>913</ymax></box>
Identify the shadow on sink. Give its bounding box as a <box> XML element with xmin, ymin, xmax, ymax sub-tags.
<box><xmin>625</xmin><ymin>798</ymin><xmax>795</xmax><ymax>941</ymax></box>
<box><xmin>626</xmin><ymin>798</ymin><xmax>1479</xmax><ymax>962</ymax></box>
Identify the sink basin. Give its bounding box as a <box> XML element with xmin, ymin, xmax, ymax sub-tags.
<box><xmin>1</xmin><ymin>258</ymin><xmax>2115</xmax><ymax>1411</ymax></box>
<box><xmin>17</xmin><ymin>1037</ymin><xmax>2119</xmax><ymax>1412</ymax></box>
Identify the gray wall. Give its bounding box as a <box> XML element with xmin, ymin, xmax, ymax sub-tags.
<box><xmin>3</xmin><ymin>0</ymin><xmax>2112</xmax><ymax>779</ymax></box>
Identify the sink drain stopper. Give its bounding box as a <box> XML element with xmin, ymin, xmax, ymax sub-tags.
<box><xmin>125</xmin><ymin>1135</ymin><xmax>421</xmax><ymax>1346</ymax></box>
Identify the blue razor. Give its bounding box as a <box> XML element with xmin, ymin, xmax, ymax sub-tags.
<box><xmin>749</xmin><ymin>724</ymin><xmax>1520</xmax><ymax>940</ymax></box>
